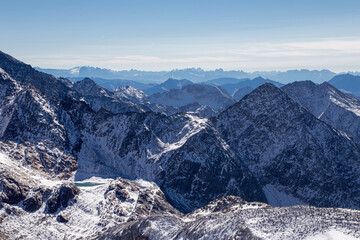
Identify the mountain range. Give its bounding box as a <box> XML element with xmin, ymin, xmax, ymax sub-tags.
<box><xmin>1</xmin><ymin>50</ymin><xmax>360</xmax><ymax>239</ymax></box>
<box><xmin>36</xmin><ymin>66</ymin><xmax>360</xmax><ymax>84</ymax></box>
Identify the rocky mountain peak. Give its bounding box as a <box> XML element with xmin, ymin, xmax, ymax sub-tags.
<box><xmin>0</xmin><ymin>51</ymin><xmax>75</xmax><ymax>100</ymax></box>
<box><xmin>226</xmin><ymin>83</ymin><xmax>293</xmax><ymax>116</ymax></box>
<box><xmin>73</xmin><ymin>77</ymin><xmax>113</xmax><ymax>97</ymax></box>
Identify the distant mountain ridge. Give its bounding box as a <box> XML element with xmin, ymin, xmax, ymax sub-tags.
<box><xmin>36</xmin><ymin>66</ymin><xmax>357</xmax><ymax>84</ymax></box>
<box><xmin>328</xmin><ymin>74</ymin><xmax>360</xmax><ymax>99</ymax></box>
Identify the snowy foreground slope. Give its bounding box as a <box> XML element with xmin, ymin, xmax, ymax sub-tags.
<box><xmin>1</xmin><ymin>50</ymin><xmax>360</xmax><ymax>239</ymax></box>
<box><xmin>1</xmin><ymin>155</ymin><xmax>360</xmax><ymax>240</ymax></box>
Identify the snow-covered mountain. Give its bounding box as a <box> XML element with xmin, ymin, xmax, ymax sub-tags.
<box><xmin>113</xmin><ymin>85</ymin><xmax>149</xmax><ymax>105</ymax></box>
<box><xmin>68</xmin><ymin>76</ymin><xmax>156</xmax><ymax>91</ymax></box>
<box><xmin>215</xmin><ymin>83</ymin><xmax>360</xmax><ymax>209</ymax></box>
<box><xmin>282</xmin><ymin>81</ymin><xmax>360</xmax><ymax>143</ymax></box>
<box><xmin>2</xmin><ymin>51</ymin><xmax>360</xmax><ymax>239</ymax></box>
<box><xmin>104</xmin><ymin>195</ymin><xmax>360</xmax><ymax>239</ymax></box>
<box><xmin>0</xmin><ymin>51</ymin><xmax>75</xmax><ymax>100</ymax></box>
<box><xmin>0</xmin><ymin>68</ymin><xmax>77</xmax><ymax>179</ymax></box>
<box><xmin>148</xmin><ymin>84</ymin><xmax>235</xmax><ymax>110</ymax></box>
<box><xmin>73</xmin><ymin>78</ymin><xmax>148</xmax><ymax>113</ymax></box>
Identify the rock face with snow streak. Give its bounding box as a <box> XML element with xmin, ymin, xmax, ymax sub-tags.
<box><xmin>73</xmin><ymin>78</ymin><xmax>148</xmax><ymax>113</ymax></box>
<box><xmin>67</xmin><ymin>104</ymin><xmax>265</xmax><ymax>212</ymax></box>
<box><xmin>2</xmin><ymin>156</ymin><xmax>359</xmax><ymax>240</ymax></box>
<box><xmin>149</xmin><ymin>83</ymin><xmax>235</xmax><ymax>110</ymax></box>
<box><xmin>0</xmin><ymin>155</ymin><xmax>181</xmax><ymax>240</ymax></box>
<box><xmin>282</xmin><ymin>80</ymin><xmax>360</xmax><ymax>143</ymax></box>
<box><xmin>113</xmin><ymin>85</ymin><xmax>149</xmax><ymax>105</ymax></box>
<box><xmin>215</xmin><ymin>83</ymin><xmax>360</xmax><ymax>209</ymax></box>
<box><xmin>0</xmin><ymin>69</ymin><xmax>77</xmax><ymax>178</ymax></box>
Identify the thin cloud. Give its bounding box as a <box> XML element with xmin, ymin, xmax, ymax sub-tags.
<box><xmin>23</xmin><ymin>38</ymin><xmax>360</xmax><ymax>71</ymax></box>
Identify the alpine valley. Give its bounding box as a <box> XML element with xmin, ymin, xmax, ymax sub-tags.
<box><xmin>1</xmin><ymin>51</ymin><xmax>360</xmax><ymax>239</ymax></box>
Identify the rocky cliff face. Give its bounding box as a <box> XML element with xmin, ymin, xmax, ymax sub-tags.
<box><xmin>0</xmin><ymin>69</ymin><xmax>77</xmax><ymax>178</ymax></box>
<box><xmin>215</xmin><ymin>83</ymin><xmax>360</xmax><ymax>209</ymax></box>
<box><xmin>282</xmin><ymin>80</ymin><xmax>360</xmax><ymax>144</ymax></box>
<box><xmin>73</xmin><ymin>77</ymin><xmax>148</xmax><ymax>114</ymax></box>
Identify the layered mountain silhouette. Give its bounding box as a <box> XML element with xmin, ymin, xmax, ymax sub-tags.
<box><xmin>1</xmin><ymin>51</ymin><xmax>360</xmax><ymax>239</ymax></box>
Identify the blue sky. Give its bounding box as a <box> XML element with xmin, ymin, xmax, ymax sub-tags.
<box><xmin>1</xmin><ymin>0</ymin><xmax>360</xmax><ymax>71</ymax></box>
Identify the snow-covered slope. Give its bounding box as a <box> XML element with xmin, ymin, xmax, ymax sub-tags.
<box><xmin>149</xmin><ymin>84</ymin><xmax>235</xmax><ymax>110</ymax></box>
<box><xmin>0</xmin><ymin>152</ymin><xmax>180</xmax><ymax>239</ymax></box>
<box><xmin>113</xmin><ymin>85</ymin><xmax>149</xmax><ymax>105</ymax></box>
<box><xmin>0</xmin><ymin>68</ymin><xmax>77</xmax><ymax>178</ymax></box>
<box><xmin>100</xmin><ymin>196</ymin><xmax>360</xmax><ymax>240</ymax></box>
<box><xmin>282</xmin><ymin>81</ymin><xmax>360</xmax><ymax>143</ymax></box>
<box><xmin>66</xmin><ymin>105</ymin><xmax>265</xmax><ymax>212</ymax></box>
<box><xmin>215</xmin><ymin>83</ymin><xmax>360</xmax><ymax>209</ymax></box>
<box><xmin>2</xmin><ymin>153</ymin><xmax>359</xmax><ymax>240</ymax></box>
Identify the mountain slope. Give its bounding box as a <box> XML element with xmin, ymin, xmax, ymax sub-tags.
<box><xmin>113</xmin><ymin>86</ymin><xmax>149</xmax><ymax>105</ymax></box>
<box><xmin>73</xmin><ymin>78</ymin><xmax>147</xmax><ymax>113</ymax></box>
<box><xmin>0</xmin><ymin>69</ymin><xmax>77</xmax><ymax>178</ymax></box>
<box><xmin>328</xmin><ymin>74</ymin><xmax>360</xmax><ymax>98</ymax></box>
<box><xmin>104</xmin><ymin>196</ymin><xmax>360</xmax><ymax>240</ymax></box>
<box><xmin>0</xmin><ymin>51</ymin><xmax>74</xmax><ymax>100</ymax></box>
<box><xmin>282</xmin><ymin>81</ymin><xmax>360</xmax><ymax>143</ymax></box>
<box><xmin>149</xmin><ymin>84</ymin><xmax>235</xmax><ymax>110</ymax></box>
<box><xmin>66</xmin><ymin>105</ymin><xmax>265</xmax><ymax>212</ymax></box>
<box><xmin>68</xmin><ymin>77</ymin><xmax>156</xmax><ymax>91</ymax></box>
<box><xmin>219</xmin><ymin>76</ymin><xmax>283</xmax><ymax>96</ymax></box>
<box><xmin>2</xmin><ymin>52</ymin><xmax>360</xmax><ymax>238</ymax></box>
<box><xmin>215</xmin><ymin>83</ymin><xmax>360</xmax><ymax>209</ymax></box>
<box><xmin>144</xmin><ymin>78</ymin><xmax>193</xmax><ymax>95</ymax></box>
<box><xmin>233</xmin><ymin>86</ymin><xmax>254</xmax><ymax>101</ymax></box>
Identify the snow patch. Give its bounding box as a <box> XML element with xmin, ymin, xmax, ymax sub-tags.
<box><xmin>263</xmin><ymin>184</ymin><xmax>306</xmax><ymax>207</ymax></box>
<box><xmin>305</xmin><ymin>229</ymin><xmax>360</xmax><ymax>240</ymax></box>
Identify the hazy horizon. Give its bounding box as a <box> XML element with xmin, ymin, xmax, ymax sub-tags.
<box><xmin>35</xmin><ymin>65</ymin><xmax>358</xmax><ymax>75</ymax></box>
<box><xmin>2</xmin><ymin>0</ymin><xmax>360</xmax><ymax>72</ymax></box>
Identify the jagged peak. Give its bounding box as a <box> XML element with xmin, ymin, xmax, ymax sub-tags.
<box><xmin>78</xmin><ymin>77</ymin><xmax>97</xmax><ymax>85</ymax></box>
<box><xmin>249</xmin><ymin>82</ymin><xmax>282</xmax><ymax>94</ymax></box>
<box><xmin>239</xmin><ymin>83</ymin><xmax>289</xmax><ymax>105</ymax></box>
<box><xmin>286</xmin><ymin>80</ymin><xmax>316</xmax><ymax>88</ymax></box>
<box><xmin>221</xmin><ymin>83</ymin><xmax>295</xmax><ymax>116</ymax></box>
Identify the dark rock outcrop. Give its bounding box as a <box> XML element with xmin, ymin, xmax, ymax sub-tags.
<box><xmin>46</xmin><ymin>184</ymin><xmax>79</xmax><ymax>214</ymax></box>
